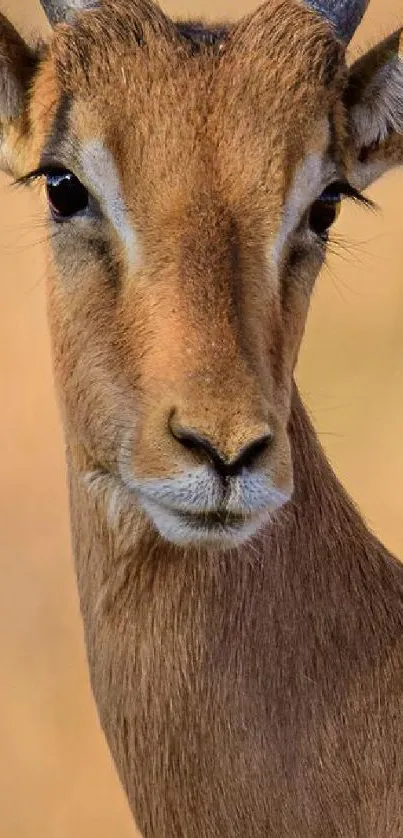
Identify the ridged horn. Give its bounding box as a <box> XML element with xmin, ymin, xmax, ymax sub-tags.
<box><xmin>304</xmin><ymin>0</ymin><xmax>369</xmax><ymax>43</ymax></box>
<box><xmin>39</xmin><ymin>0</ymin><xmax>99</xmax><ymax>25</ymax></box>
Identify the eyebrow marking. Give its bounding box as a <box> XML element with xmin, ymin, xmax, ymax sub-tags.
<box><xmin>80</xmin><ymin>139</ymin><xmax>139</xmax><ymax>266</ymax></box>
<box><xmin>43</xmin><ymin>92</ymin><xmax>73</xmax><ymax>161</ymax></box>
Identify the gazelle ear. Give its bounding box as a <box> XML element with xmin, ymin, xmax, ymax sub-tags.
<box><xmin>345</xmin><ymin>29</ymin><xmax>403</xmax><ymax>189</ymax></box>
<box><xmin>0</xmin><ymin>13</ymin><xmax>38</xmax><ymax>177</ymax></box>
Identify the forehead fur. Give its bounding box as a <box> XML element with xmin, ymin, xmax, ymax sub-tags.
<box><xmin>31</xmin><ymin>0</ymin><xmax>348</xmax><ymax>222</ymax></box>
<box><xmin>48</xmin><ymin>0</ymin><xmax>344</xmax><ymax>94</ymax></box>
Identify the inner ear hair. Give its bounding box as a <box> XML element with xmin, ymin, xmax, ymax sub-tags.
<box><xmin>345</xmin><ymin>29</ymin><xmax>403</xmax><ymax>152</ymax></box>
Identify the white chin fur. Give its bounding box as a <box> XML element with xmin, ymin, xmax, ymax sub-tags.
<box><xmin>140</xmin><ymin>497</ymin><xmax>273</xmax><ymax>548</ymax></box>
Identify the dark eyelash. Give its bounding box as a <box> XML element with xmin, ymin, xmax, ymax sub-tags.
<box><xmin>330</xmin><ymin>181</ymin><xmax>376</xmax><ymax>210</ymax></box>
<box><xmin>13</xmin><ymin>165</ymin><xmax>67</xmax><ymax>188</ymax></box>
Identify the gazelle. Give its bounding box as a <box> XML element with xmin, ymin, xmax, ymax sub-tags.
<box><xmin>1</xmin><ymin>0</ymin><xmax>403</xmax><ymax>834</ymax></box>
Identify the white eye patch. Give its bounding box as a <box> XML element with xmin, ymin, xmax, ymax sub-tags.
<box><xmin>80</xmin><ymin>139</ymin><xmax>139</xmax><ymax>266</ymax></box>
<box><xmin>271</xmin><ymin>122</ymin><xmax>335</xmax><ymax>267</ymax></box>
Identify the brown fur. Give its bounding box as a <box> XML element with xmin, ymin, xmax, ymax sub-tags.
<box><xmin>1</xmin><ymin>1</ymin><xmax>403</xmax><ymax>835</ymax></box>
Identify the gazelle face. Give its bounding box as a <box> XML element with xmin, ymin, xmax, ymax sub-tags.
<box><xmin>22</xmin><ymin>2</ymin><xmax>351</xmax><ymax>547</ymax></box>
<box><xmin>2</xmin><ymin>0</ymin><xmax>401</xmax><ymax>548</ymax></box>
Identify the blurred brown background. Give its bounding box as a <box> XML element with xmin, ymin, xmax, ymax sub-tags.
<box><xmin>0</xmin><ymin>0</ymin><xmax>402</xmax><ymax>835</ymax></box>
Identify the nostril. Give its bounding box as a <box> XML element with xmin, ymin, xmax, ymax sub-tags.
<box><xmin>232</xmin><ymin>433</ymin><xmax>273</xmax><ymax>474</ymax></box>
<box><xmin>169</xmin><ymin>417</ymin><xmax>219</xmax><ymax>462</ymax></box>
<box><xmin>169</xmin><ymin>411</ymin><xmax>273</xmax><ymax>479</ymax></box>
<box><xmin>174</xmin><ymin>429</ymin><xmax>205</xmax><ymax>454</ymax></box>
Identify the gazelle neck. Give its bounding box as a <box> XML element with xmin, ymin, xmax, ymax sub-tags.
<box><xmin>65</xmin><ymin>385</ymin><xmax>403</xmax><ymax>838</ymax></box>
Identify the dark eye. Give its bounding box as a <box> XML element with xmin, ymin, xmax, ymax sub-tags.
<box><xmin>309</xmin><ymin>183</ymin><xmax>342</xmax><ymax>239</ymax></box>
<box><xmin>46</xmin><ymin>170</ymin><xmax>89</xmax><ymax>220</ymax></box>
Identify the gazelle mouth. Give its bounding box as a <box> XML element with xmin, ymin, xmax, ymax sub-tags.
<box><xmin>138</xmin><ymin>495</ymin><xmax>269</xmax><ymax>547</ymax></box>
<box><xmin>115</xmin><ymin>458</ymin><xmax>292</xmax><ymax>546</ymax></box>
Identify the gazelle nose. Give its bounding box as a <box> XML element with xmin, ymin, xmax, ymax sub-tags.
<box><xmin>169</xmin><ymin>414</ymin><xmax>273</xmax><ymax>479</ymax></box>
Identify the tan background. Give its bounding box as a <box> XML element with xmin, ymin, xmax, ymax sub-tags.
<box><xmin>0</xmin><ymin>1</ymin><xmax>402</xmax><ymax>835</ymax></box>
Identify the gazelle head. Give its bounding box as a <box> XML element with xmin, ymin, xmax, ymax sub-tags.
<box><xmin>1</xmin><ymin>0</ymin><xmax>402</xmax><ymax>547</ymax></box>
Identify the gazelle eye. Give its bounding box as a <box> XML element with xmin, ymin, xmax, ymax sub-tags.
<box><xmin>46</xmin><ymin>170</ymin><xmax>89</xmax><ymax>220</ymax></box>
<box><xmin>309</xmin><ymin>183</ymin><xmax>342</xmax><ymax>239</ymax></box>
